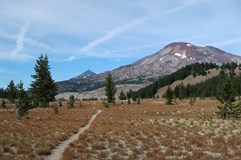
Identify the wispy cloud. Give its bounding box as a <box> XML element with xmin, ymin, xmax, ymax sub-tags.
<box><xmin>10</xmin><ymin>22</ymin><xmax>30</xmax><ymax>60</ymax></box>
<box><xmin>25</xmin><ymin>38</ymin><xmax>57</xmax><ymax>53</ymax></box>
<box><xmin>80</xmin><ymin>17</ymin><xmax>146</xmax><ymax>53</ymax></box>
<box><xmin>65</xmin><ymin>16</ymin><xmax>147</xmax><ymax>61</ymax></box>
<box><xmin>67</xmin><ymin>55</ymin><xmax>77</xmax><ymax>61</ymax></box>
<box><xmin>0</xmin><ymin>30</ymin><xmax>57</xmax><ymax>53</ymax></box>
<box><xmin>67</xmin><ymin>49</ymin><xmax>132</xmax><ymax>61</ymax></box>
<box><xmin>164</xmin><ymin>0</ymin><xmax>198</xmax><ymax>15</ymax></box>
<box><xmin>0</xmin><ymin>23</ymin><xmax>58</xmax><ymax>61</ymax></box>
<box><xmin>0</xmin><ymin>22</ymin><xmax>37</xmax><ymax>62</ymax></box>
<box><xmin>88</xmin><ymin>34</ymin><xmax>208</xmax><ymax>55</ymax></box>
<box><xmin>66</xmin><ymin>0</ymin><xmax>199</xmax><ymax>60</ymax></box>
<box><xmin>81</xmin><ymin>0</ymin><xmax>197</xmax><ymax>51</ymax></box>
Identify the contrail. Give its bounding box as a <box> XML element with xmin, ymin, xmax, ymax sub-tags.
<box><xmin>10</xmin><ymin>22</ymin><xmax>30</xmax><ymax>60</ymax></box>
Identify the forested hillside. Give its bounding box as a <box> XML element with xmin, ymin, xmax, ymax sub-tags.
<box><xmin>165</xmin><ymin>67</ymin><xmax>241</xmax><ymax>99</ymax></box>
<box><xmin>134</xmin><ymin>62</ymin><xmax>218</xmax><ymax>98</ymax></box>
<box><xmin>134</xmin><ymin>62</ymin><xmax>241</xmax><ymax>99</ymax></box>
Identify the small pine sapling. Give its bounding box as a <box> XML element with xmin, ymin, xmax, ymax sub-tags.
<box><xmin>189</xmin><ymin>96</ymin><xmax>196</xmax><ymax>106</ymax></box>
<box><xmin>16</xmin><ymin>81</ymin><xmax>30</xmax><ymax>120</ymax></box>
<box><xmin>137</xmin><ymin>98</ymin><xmax>141</xmax><ymax>105</ymax></box>
<box><xmin>59</xmin><ymin>100</ymin><xmax>62</xmax><ymax>107</ymax></box>
<box><xmin>68</xmin><ymin>95</ymin><xmax>75</xmax><ymax>109</ymax></box>
<box><xmin>102</xmin><ymin>99</ymin><xmax>109</xmax><ymax>108</ymax></box>
<box><xmin>128</xmin><ymin>98</ymin><xmax>131</xmax><ymax>104</ymax></box>
<box><xmin>52</xmin><ymin>104</ymin><xmax>59</xmax><ymax>114</ymax></box>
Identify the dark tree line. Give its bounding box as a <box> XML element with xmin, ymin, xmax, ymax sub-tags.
<box><xmin>118</xmin><ymin>89</ymin><xmax>141</xmax><ymax>105</ymax></box>
<box><xmin>0</xmin><ymin>88</ymin><xmax>7</xmax><ymax>98</ymax></box>
<box><xmin>163</xmin><ymin>62</ymin><xmax>241</xmax><ymax>99</ymax></box>
<box><xmin>0</xmin><ymin>80</ymin><xmax>17</xmax><ymax>101</ymax></box>
<box><xmin>164</xmin><ymin>73</ymin><xmax>241</xmax><ymax>100</ymax></box>
<box><xmin>134</xmin><ymin>62</ymin><xmax>218</xmax><ymax>98</ymax></box>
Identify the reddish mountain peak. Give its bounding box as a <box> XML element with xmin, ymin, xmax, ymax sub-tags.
<box><xmin>162</xmin><ymin>42</ymin><xmax>202</xmax><ymax>58</ymax></box>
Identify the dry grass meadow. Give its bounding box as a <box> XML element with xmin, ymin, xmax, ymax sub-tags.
<box><xmin>1</xmin><ymin>99</ymin><xmax>241</xmax><ymax>160</ymax></box>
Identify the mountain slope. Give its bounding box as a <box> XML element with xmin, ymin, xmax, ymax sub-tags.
<box><xmin>56</xmin><ymin>42</ymin><xmax>241</xmax><ymax>93</ymax></box>
<box><xmin>73</xmin><ymin>70</ymin><xmax>96</xmax><ymax>80</ymax></box>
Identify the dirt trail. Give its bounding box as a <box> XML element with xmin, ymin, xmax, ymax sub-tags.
<box><xmin>46</xmin><ymin>110</ymin><xmax>102</xmax><ymax>160</ymax></box>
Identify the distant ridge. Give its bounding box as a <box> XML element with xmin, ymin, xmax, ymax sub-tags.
<box><xmin>56</xmin><ymin>42</ymin><xmax>241</xmax><ymax>93</ymax></box>
<box><xmin>72</xmin><ymin>70</ymin><xmax>96</xmax><ymax>80</ymax></box>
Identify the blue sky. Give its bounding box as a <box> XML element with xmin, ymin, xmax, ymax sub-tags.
<box><xmin>1</xmin><ymin>0</ymin><xmax>241</xmax><ymax>88</ymax></box>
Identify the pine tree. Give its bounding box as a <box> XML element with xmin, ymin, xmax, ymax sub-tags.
<box><xmin>6</xmin><ymin>80</ymin><xmax>17</xmax><ymax>103</ymax></box>
<box><xmin>105</xmin><ymin>73</ymin><xmax>116</xmax><ymax>103</ymax></box>
<box><xmin>217</xmin><ymin>75</ymin><xmax>240</xmax><ymax>118</ymax></box>
<box><xmin>217</xmin><ymin>75</ymin><xmax>235</xmax><ymax>104</ymax></box>
<box><xmin>165</xmin><ymin>86</ymin><xmax>173</xmax><ymax>105</ymax></box>
<box><xmin>119</xmin><ymin>90</ymin><xmax>126</xmax><ymax>100</ymax></box>
<box><xmin>132</xmin><ymin>94</ymin><xmax>137</xmax><ymax>102</ymax></box>
<box><xmin>178</xmin><ymin>83</ymin><xmax>186</xmax><ymax>100</ymax></box>
<box><xmin>68</xmin><ymin>95</ymin><xmax>75</xmax><ymax>109</ymax></box>
<box><xmin>173</xmin><ymin>85</ymin><xmax>179</xmax><ymax>98</ymax></box>
<box><xmin>16</xmin><ymin>81</ymin><xmax>30</xmax><ymax>120</ymax></box>
<box><xmin>126</xmin><ymin>89</ymin><xmax>133</xmax><ymax>99</ymax></box>
<box><xmin>30</xmin><ymin>54</ymin><xmax>57</xmax><ymax>107</ymax></box>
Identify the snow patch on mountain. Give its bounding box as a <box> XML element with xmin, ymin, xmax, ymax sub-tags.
<box><xmin>175</xmin><ymin>52</ymin><xmax>187</xmax><ymax>59</ymax></box>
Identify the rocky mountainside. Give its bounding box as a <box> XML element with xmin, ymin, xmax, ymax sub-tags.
<box><xmin>56</xmin><ymin>83</ymin><xmax>147</xmax><ymax>100</ymax></box>
<box><xmin>56</xmin><ymin>42</ymin><xmax>241</xmax><ymax>93</ymax></box>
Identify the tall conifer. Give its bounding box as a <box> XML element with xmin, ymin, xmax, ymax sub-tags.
<box><xmin>30</xmin><ymin>54</ymin><xmax>57</xmax><ymax>107</ymax></box>
<box><xmin>105</xmin><ymin>73</ymin><xmax>116</xmax><ymax>103</ymax></box>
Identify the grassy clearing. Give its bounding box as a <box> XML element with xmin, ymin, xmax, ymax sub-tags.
<box><xmin>0</xmin><ymin>101</ymin><xmax>95</xmax><ymax>160</ymax></box>
<box><xmin>1</xmin><ymin>99</ymin><xmax>240</xmax><ymax>159</ymax></box>
<box><xmin>63</xmin><ymin>99</ymin><xmax>241</xmax><ymax>160</ymax></box>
